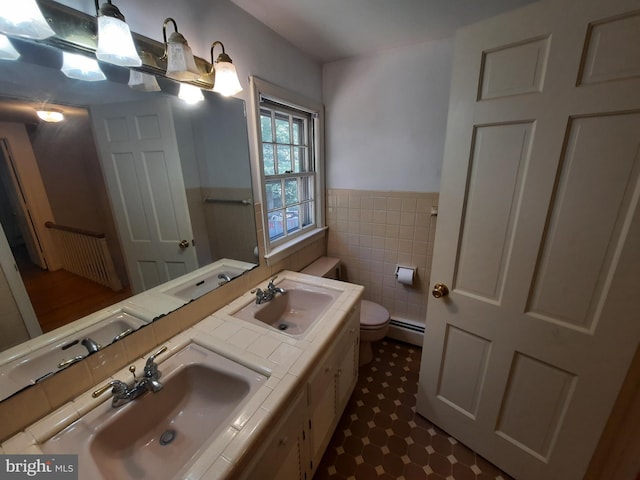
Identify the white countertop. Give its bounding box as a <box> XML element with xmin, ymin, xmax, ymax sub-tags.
<box><xmin>1</xmin><ymin>271</ymin><xmax>364</xmax><ymax>479</ymax></box>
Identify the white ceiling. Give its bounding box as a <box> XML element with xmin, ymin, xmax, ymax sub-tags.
<box><xmin>229</xmin><ymin>0</ymin><xmax>537</xmax><ymax>63</ymax></box>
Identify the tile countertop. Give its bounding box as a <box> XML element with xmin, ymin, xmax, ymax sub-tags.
<box><xmin>1</xmin><ymin>271</ymin><xmax>364</xmax><ymax>479</ymax></box>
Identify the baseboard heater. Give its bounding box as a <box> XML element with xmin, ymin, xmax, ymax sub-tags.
<box><xmin>387</xmin><ymin>317</ymin><xmax>425</xmax><ymax>347</ymax></box>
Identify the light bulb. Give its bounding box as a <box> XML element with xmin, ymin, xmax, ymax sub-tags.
<box><xmin>96</xmin><ymin>14</ymin><xmax>141</xmax><ymax>67</ymax></box>
<box><xmin>0</xmin><ymin>33</ymin><xmax>19</xmax><ymax>60</ymax></box>
<box><xmin>61</xmin><ymin>52</ymin><xmax>106</xmax><ymax>82</ymax></box>
<box><xmin>178</xmin><ymin>83</ymin><xmax>204</xmax><ymax>104</ymax></box>
<box><xmin>213</xmin><ymin>61</ymin><xmax>243</xmax><ymax>97</ymax></box>
<box><xmin>0</xmin><ymin>0</ymin><xmax>55</xmax><ymax>39</ymax></box>
<box><xmin>128</xmin><ymin>70</ymin><xmax>161</xmax><ymax>92</ymax></box>
<box><xmin>166</xmin><ymin>32</ymin><xmax>200</xmax><ymax>81</ymax></box>
<box><xmin>36</xmin><ymin>110</ymin><xmax>64</xmax><ymax>122</ymax></box>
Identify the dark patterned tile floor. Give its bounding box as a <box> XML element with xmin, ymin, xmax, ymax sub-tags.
<box><xmin>313</xmin><ymin>339</ymin><xmax>515</xmax><ymax>480</ymax></box>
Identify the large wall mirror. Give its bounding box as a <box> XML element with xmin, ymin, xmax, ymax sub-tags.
<box><xmin>0</xmin><ymin>24</ymin><xmax>258</xmax><ymax>400</ymax></box>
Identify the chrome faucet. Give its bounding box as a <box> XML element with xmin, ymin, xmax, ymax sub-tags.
<box><xmin>217</xmin><ymin>272</ymin><xmax>232</xmax><ymax>285</ymax></box>
<box><xmin>81</xmin><ymin>337</ymin><xmax>101</xmax><ymax>354</ymax></box>
<box><xmin>112</xmin><ymin>328</ymin><xmax>133</xmax><ymax>343</ymax></box>
<box><xmin>58</xmin><ymin>356</ymin><xmax>84</xmax><ymax>369</ymax></box>
<box><xmin>252</xmin><ymin>276</ymin><xmax>286</xmax><ymax>304</ymax></box>
<box><xmin>92</xmin><ymin>346</ymin><xmax>167</xmax><ymax>407</ymax></box>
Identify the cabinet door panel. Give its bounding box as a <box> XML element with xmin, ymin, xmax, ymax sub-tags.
<box><xmin>245</xmin><ymin>390</ymin><xmax>306</xmax><ymax>480</ymax></box>
<box><xmin>337</xmin><ymin>338</ymin><xmax>357</xmax><ymax>411</ymax></box>
<box><xmin>310</xmin><ymin>378</ymin><xmax>336</xmax><ymax>467</ymax></box>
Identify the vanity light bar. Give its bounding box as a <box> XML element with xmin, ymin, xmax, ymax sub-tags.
<box><xmin>28</xmin><ymin>0</ymin><xmax>216</xmax><ymax>89</ymax></box>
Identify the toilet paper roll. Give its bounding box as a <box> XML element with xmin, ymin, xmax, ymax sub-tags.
<box><xmin>396</xmin><ymin>266</ymin><xmax>415</xmax><ymax>286</ymax></box>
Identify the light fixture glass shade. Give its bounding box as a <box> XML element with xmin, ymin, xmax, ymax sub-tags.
<box><xmin>128</xmin><ymin>70</ymin><xmax>161</xmax><ymax>92</ymax></box>
<box><xmin>61</xmin><ymin>52</ymin><xmax>106</xmax><ymax>82</ymax></box>
<box><xmin>36</xmin><ymin>110</ymin><xmax>64</xmax><ymax>122</ymax></box>
<box><xmin>213</xmin><ymin>61</ymin><xmax>243</xmax><ymax>97</ymax></box>
<box><xmin>0</xmin><ymin>33</ymin><xmax>19</xmax><ymax>60</ymax></box>
<box><xmin>166</xmin><ymin>33</ymin><xmax>200</xmax><ymax>81</ymax></box>
<box><xmin>178</xmin><ymin>83</ymin><xmax>204</xmax><ymax>104</ymax></box>
<box><xmin>96</xmin><ymin>15</ymin><xmax>141</xmax><ymax>67</ymax></box>
<box><xmin>0</xmin><ymin>0</ymin><xmax>55</xmax><ymax>39</ymax></box>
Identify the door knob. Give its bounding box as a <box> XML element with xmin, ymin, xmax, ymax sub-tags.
<box><xmin>432</xmin><ymin>283</ymin><xmax>449</xmax><ymax>298</ymax></box>
<box><xmin>178</xmin><ymin>240</ymin><xmax>189</xmax><ymax>249</ymax></box>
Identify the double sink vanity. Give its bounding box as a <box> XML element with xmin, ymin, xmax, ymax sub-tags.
<box><xmin>0</xmin><ymin>259</ymin><xmax>255</xmax><ymax>402</ymax></box>
<box><xmin>2</xmin><ymin>270</ymin><xmax>363</xmax><ymax>479</ymax></box>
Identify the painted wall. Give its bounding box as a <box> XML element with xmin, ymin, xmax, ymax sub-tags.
<box><xmin>172</xmin><ymin>97</ymin><xmax>257</xmax><ymax>266</ymax></box>
<box><xmin>30</xmin><ymin>117</ymin><xmax>114</xmax><ymax>230</ymax></box>
<box><xmin>323</xmin><ymin>38</ymin><xmax>453</xmax><ymax>192</ymax></box>
<box><xmin>322</xmin><ymin>39</ymin><xmax>454</xmax><ymax>326</ymax></box>
<box><xmin>29</xmin><ymin>115</ymin><xmax>128</xmax><ymax>284</ymax></box>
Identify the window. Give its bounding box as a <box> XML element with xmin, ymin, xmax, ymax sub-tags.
<box><xmin>251</xmin><ymin>77</ymin><xmax>325</xmax><ymax>256</ymax></box>
<box><xmin>260</xmin><ymin>103</ymin><xmax>315</xmax><ymax>242</ymax></box>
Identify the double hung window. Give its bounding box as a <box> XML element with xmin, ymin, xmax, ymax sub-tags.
<box><xmin>260</xmin><ymin>101</ymin><xmax>315</xmax><ymax>244</ymax></box>
<box><xmin>251</xmin><ymin>77</ymin><xmax>325</xmax><ymax>258</ymax></box>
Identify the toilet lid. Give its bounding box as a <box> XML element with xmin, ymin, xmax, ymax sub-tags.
<box><xmin>360</xmin><ymin>300</ymin><xmax>390</xmax><ymax>329</ymax></box>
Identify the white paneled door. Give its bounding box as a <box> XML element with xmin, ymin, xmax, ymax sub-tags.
<box><xmin>91</xmin><ymin>99</ymin><xmax>197</xmax><ymax>294</ymax></box>
<box><xmin>416</xmin><ymin>0</ymin><xmax>640</xmax><ymax>479</ymax></box>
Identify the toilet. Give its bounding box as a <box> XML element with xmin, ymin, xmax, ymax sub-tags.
<box><xmin>301</xmin><ymin>257</ymin><xmax>390</xmax><ymax>366</ymax></box>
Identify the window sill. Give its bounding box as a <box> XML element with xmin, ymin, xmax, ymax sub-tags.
<box><xmin>263</xmin><ymin>227</ymin><xmax>327</xmax><ymax>266</ymax></box>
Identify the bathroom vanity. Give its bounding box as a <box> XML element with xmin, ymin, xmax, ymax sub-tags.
<box><xmin>2</xmin><ymin>271</ymin><xmax>363</xmax><ymax>479</ymax></box>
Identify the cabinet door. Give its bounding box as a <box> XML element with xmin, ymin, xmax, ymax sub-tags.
<box><xmin>336</xmin><ymin>332</ymin><xmax>357</xmax><ymax>411</ymax></box>
<box><xmin>245</xmin><ymin>390</ymin><xmax>306</xmax><ymax>480</ymax></box>
<box><xmin>308</xmin><ymin>356</ymin><xmax>336</xmax><ymax>469</ymax></box>
<box><xmin>308</xmin><ymin>309</ymin><xmax>360</xmax><ymax>470</ymax></box>
<box><xmin>336</xmin><ymin>309</ymin><xmax>360</xmax><ymax>411</ymax></box>
<box><xmin>272</xmin><ymin>433</ymin><xmax>305</xmax><ymax>480</ymax></box>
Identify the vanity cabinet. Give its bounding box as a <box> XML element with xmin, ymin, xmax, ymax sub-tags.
<box><xmin>242</xmin><ymin>306</ymin><xmax>360</xmax><ymax>480</ymax></box>
<box><xmin>308</xmin><ymin>308</ymin><xmax>359</xmax><ymax>471</ymax></box>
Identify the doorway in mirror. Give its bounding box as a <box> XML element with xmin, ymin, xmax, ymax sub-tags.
<box><xmin>15</xmin><ymin>245</ymin><xmax>132</xmax><ymax>333</ymax></box>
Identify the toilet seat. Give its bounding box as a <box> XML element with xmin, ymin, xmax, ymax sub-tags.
<box><xmin>360</xmin><ymin>300</ymin><xmax>390</xmax><ymax>330</ymax></box>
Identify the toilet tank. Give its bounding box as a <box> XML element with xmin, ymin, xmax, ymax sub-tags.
<box><xmin>301</xmin><ymin>257</ymin><xmax>341</xmax><ymax>280</ymax></box>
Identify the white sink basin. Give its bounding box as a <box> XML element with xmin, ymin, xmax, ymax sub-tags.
<box><xmin>7</xmin><ymin>312</ymin><xmax>146</xmax><ymax>386</ymax></box>
<box><xmin>42</xmin><ymin>343</ymin><xmax>267</xmax><ymax>480</ymax></box>
<box><xmin>160</xmin><ymin>260</ymin><xmax>256</xmax><ymax>302</ymax></box>
<box><xmin>231</xmin><ymin>279</ymin><xmax>341</xmax><ymax>336</ymax></box>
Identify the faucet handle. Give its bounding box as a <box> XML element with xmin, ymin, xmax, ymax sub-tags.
<box><xmin>268</xmin><ymin>276</ymin><xmax>278</xmax><ymax>288</ymax></box>
<box><xmin>129</xmin><ymin>365</ymin><xmax>138</xmax><ymax>382</ymax></box>
<box><xmin>112</xmin><ymin>328</ymin><xmax>133</xmax><ymax>343</ymax></box>
<box><xmin>146</xmin><ymin>346</ymin><xmax>167</xmax><ymax>365</ymax></box>
<box><xmin>92</xmin><ymin>380</ymin><xmax>127</xmax><ymax>398</ymax></box>
<box><xmin>144</xmin><ymin>346</ymin><xmax>167</xmax><ymax>377</ymax></box>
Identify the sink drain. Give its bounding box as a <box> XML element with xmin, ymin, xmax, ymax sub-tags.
<box><xmin>159</xmin><ymin>429</ymin><xmax>177</xmax><ymax>446</ymax></box>
<box><xmin>278</xmin><ymin>323</ymin><xmax>288</xmax><ymax>331</ymax></box>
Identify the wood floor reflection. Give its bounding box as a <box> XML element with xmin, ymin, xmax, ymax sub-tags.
<box><xmin>19</xmin><ymin>259</ymin><xmax>131</xmax><ymax>333</ymax></box>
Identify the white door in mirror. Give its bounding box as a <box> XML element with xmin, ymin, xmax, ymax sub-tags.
<box><xmin>91</xmin><ymin>98</ymin><xmax>198</xmax><ymax>293</ymax></box>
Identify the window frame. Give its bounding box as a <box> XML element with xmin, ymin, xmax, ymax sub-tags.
<box><xmin>249</xmin><ymin>76</ymin><xmax>326</xmax><ymax>263</ymax></box>
<box><xmin>260</xmin><ymin>102</ymin><xmax>315</xmax><ymax>244</ymax></box>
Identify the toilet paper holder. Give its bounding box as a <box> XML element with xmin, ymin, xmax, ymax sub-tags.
<box><xmin>395</xmin><ymin>265</ymin><xmax>417</xmax><ymax>285</ymax></box>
